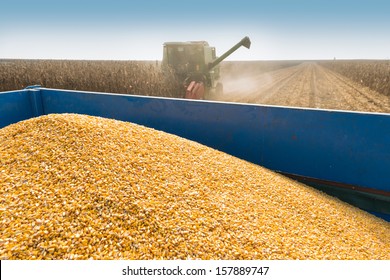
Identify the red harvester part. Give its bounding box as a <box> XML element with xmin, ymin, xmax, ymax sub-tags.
<box><xmin>185</xmin><ymin>81</ymin><xmax>205</xmax><ymax>99</ymax></box>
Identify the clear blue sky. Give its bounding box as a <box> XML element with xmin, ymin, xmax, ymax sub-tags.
<box><xmin>1</xmin><ymin>0</ymin><xmax>389</xmax><ymax>60</ymax></box>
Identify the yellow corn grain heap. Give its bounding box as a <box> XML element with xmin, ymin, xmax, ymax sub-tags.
<box><xmin>0</xmin><ymin>114</ymin><xmax>389</xmax><ymax>260</ymax></box>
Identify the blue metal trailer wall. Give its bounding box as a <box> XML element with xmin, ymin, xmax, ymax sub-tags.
<box><xmin>1</xmin><ymin>87</ymin><xmax>389</xmax><ymax>220</ymax></box>
<box><xmin>0</xmin><ymin>89</ymin><xmax>39</xmax><ymax>128</ymax></box>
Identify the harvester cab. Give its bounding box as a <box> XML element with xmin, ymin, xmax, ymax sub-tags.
<box><xmin>162</xmin><ymin>36</ymin><xmax>251</xmax><ymax>99</ymax></box>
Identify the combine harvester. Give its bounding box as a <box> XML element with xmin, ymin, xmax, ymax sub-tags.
<box><xmin>162</xmin><ymin>36</ymin><xmax>251</xmax><ymax>99</ymax></box>
<box><xmin>1</xmin><ymin>37</ymin><xmax>389</xmax><ymax>222</ymax></box>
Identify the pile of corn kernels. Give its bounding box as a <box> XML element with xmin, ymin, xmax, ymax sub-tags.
<box><xmin>0</xmin><ymin>114</ymin><xmax>389</xmax><ymax>260</ymax></box>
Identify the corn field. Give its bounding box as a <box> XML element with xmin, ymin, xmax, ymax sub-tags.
<box><xmin>2</xmin><ymin>59</ymin><xmax>390</xmax><ymax>100</ymax></box>
<box><xmin>0</xmin><ymin>59</ymin><xmax>183</xmax><ymax>97</ymax></box>
<box><xmin>320</xmin><ymin>60</ymin><xmax>390</xmax><ymax>97</ymax></box>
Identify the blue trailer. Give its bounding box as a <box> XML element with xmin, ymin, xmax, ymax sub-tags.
<box><xmin>1</xmin><ymin>86</ymin><xmax>389</xmax><ymax>221</ymax></box>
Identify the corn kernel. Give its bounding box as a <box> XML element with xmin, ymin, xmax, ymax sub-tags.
<box><xmin>0</xmin><ymin>113</ymin><xmax>389</xmax><ymax>260</ymax></box>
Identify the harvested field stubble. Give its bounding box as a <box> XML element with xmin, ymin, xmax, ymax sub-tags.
<box><xmin>1</xmin><ymin>114</ymin><xmax>389</xmax><ymax>260</ymax></box>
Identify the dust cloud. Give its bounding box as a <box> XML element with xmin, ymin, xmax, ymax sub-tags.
<box><xmin>215</xmin><ymin>61</ymin><xmax>298</xmax><ymax>102</ymax></box>
<box><xmin>215</xmin><ymin>61</ymin><xmax>304</xmax><ymax>103</ymax></box>
<box><xmin>216</xmin><ymin>63</ymin><xmax>273</xmax><ymax>102</ymax></box>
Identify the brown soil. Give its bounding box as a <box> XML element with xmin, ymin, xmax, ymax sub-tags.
<box><xmin>216</xmin><ymin>62</ymin><xmax>390</xmax><ymax>113</ymax></box>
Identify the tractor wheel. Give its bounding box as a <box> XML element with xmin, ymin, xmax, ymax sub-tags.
<box><xmin>216</xmin><ymin>82</ymin><xmax>223</xmax><ymax>96</ymax></box>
